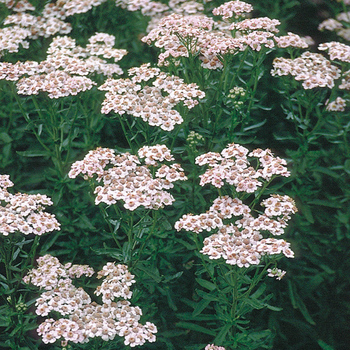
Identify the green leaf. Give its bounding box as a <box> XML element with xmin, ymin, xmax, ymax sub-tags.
<box><xmin>245</xmin><ymin>297</ymin><xmax>265</xmax><ymax>310</ymax></box>
<box><xmin>196</xmin><ymin>289</ymin><xmax>220</xmax><ymax>302</ymax></box>
<box><xmin>136</xmin><ymin>264</ymin><xmax>162</xmax><ymax>283</ymax></box>
<box><xmin>195</xmin><ymin>278</ymin><xmax>216</xmax><ymax>291</ymax></box>
<box><xmin>176</xmin><ymin>322</ymin><xmax>216</xmax><ymax>336</ymax></box>
<box><xmin>317</xmin><ymin>340</ymin><xmax>335</xmax><ymax>350</ymax></box>
<box><xmin>214</xmin><ymin>324</ymin><xmax>232</xmax><ymax>344</ymax></box>
<box><xmin>17</xmin><ymin>150</ymin><xmax>50</xmax><ymax>157</ymax></box>
<box><xmin>0</xmin><ymin>132</ymin><xmax>12</xmax><ymax>143</ymax></box>
<box><xmin>192</xmin><ymin>298</ymin><xmax>211</xmax><ymax>317</ymax></box>
<box><xmin>307</xmin><ymin>199</ymin><xmax>342</xmax><ymax>208</ymax></box>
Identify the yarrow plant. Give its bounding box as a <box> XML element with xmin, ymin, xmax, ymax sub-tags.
<box><xmin>174</xmin><ymin>143</ymin><xmax>297</xmax><ymax>347</ymax></box>
<box><xmin>1</xmin><ymin>0</ymin><xmax>348</xmax><ymax>349</ymax></box>
<box><xmin>23</xmin><ymin>254</ymin><xmax>157</xmax><ymax>347</ymax></box>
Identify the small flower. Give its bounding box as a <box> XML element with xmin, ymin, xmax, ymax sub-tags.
<box><xmin>267</xmin><ymin>268</ymin><xmax>286</xmax><ymax>280</ymax></box>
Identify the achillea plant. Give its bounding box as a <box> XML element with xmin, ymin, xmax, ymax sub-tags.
<box><xmin>0</xmin><ymin>174</ymin><xmax>60</xmax><ymax>348</ymax></box>
<box><xmin>175</xmin><ymin>143</ymin><xmax>297</xmax><ymax>348</ymax></box>
<box><xmin>24</xmin><ymin>254</ymin><xmax>157</xmax><ymax>347</ymax></box>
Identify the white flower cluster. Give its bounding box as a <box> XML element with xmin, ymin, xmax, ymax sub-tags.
<box><xmin>175</xmin><ymin>194</ymin><xmax>296</xmax><ymax>268</ymax></box>
<box><xmin>99</xmin><ymin>63</ymin><xmax>205</xmax><ymax>131</ymax></box>
<box><xmin>271</xmin><ymin>51</ymin><xmax>341</xmax><ymax>89</ymax></box>
<box><xmin>205</xmin><ymin>345</ymin><xmax>226</xmax><ymax>350</ymax></box>
<box><xmin>195</xmin><ymin>143</ymin><xmax>290</xmax><ymax>192</ymax></box>
<box><xmin>212</xmin><ymin>0</ymin><xmax>253</xmax><ymax>19</ymax></box>
<box><xmin>319</xmin><ymin>41</ymin><xmax>350</xmax><ymax>64</ymax></box>
<box><xmin>0</xmin><ymin>0</ymin><xmax>79</xmax><ymax>57</ymax></box>
<box><xmin>115</xmin><ymin>0</ymin><xmax>169</xmax><ymax>16</ymax></box>
<box><xmin>318</xmin><ymin>10</ymin><xmax>350</xmax><ymax>41</ymax></box>
<box><xmin>175</xmin><ymin>143</ymin><xmax>297</xmax><ymax>268</ymax></box>
<box><xmin>23</xmin><ymin>254</ymin><xmax>157</xmax><ymax>347</ymax></box>
<box><xmin>69</xmin><ymin>145</ymin><xmax>187</xmax><ymax>210</ymax></box>
<box><xmin>0</xmin><ymin>33</ymin><xmax>127</xmax><ymax>98</ymax></box>
<box><xmin>0</xmin><ymin>174</ymin><xmax>60</xmax><ymax>236</ymax></box>
<box><xmin>142</xmin><ymin>1</ymin><xmax>309</xmax><ymax>70</ymax></box>
<box><xmin>325</xmin><ymin>96</ymin><xmax>346</xmax><ymax>112</ymax></box>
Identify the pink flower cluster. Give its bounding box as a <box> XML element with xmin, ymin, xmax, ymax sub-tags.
<box><xmin>318</xmin><ymin>11</ymin><xmax>350</xmax><ymax>41</ymax></box>
<box><xmin>142</xmin><ymin>6</ymin><xmax>308</xmax><ymax>70</ymax></box>
<box><xmin>212</xmin><ymin>0</ymin><xmax>253</xmax><ymax>19</ymax></box>
<box><xmin>205</xmin><ymin>345</ymin><xmax>226</xmax><ymax>350</ymax></box>
<box><xmin>0</xmin><ymin>33</ymin><xmax>127</xmax><ymax>98</ymax></box>
<box><xmin>195</xmin><ymin>143</ymin><xmax>290</xmax><ymax>192</ymax></box>
<box><xmin>99</xmin><ymin>63</ymin><xmax>205</xmax><ymax>130</ymax></box>
<box><xmin>175</xmin><ymin>194</ymin><xmax>296</xmax><ymax>267</ymax></box>
<box><xmin>0</xmin><ymin>0</ymin><xmax>77</xmax><ymax>57</ymax></box>
<box><xmin>271</xmin><ymin>52</ymin><xmax>341</xmax><ymax>89</ymax></box>
<box><xmin>319</xmin><ymin>41</ymin><xmax>350</xmax><ymax>63</ymax></box>
<box><xmin>68</xmin><ymin>145</ymin><xmax>187</xmax><ymax>210</ymax></box>
<box><xmin>115</xmin><ymin>0</ymin><xmax>169</xmax><ymax>16</ymax></box>
<box><xmin>24</xmin><ymin>254</ymin><xmax>157</xmax><ymax>347</ymax></box>
<box><xmin>0</xmin><ymin>174</ymin><xmax>60</xmax><ymax>236</ymax></box>
<box><xmin>175</xmin><ymin>143</ymin><xmax>297</xmax><ymax>268</ymax></box>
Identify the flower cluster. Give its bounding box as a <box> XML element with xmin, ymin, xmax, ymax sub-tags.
<box><xmin>0</xmin><ymin>33</ymin><xmax>127</xmax><ymax>98</ymax></box>
<box><xmin>142</xmin><ymin>2</ymin><xmax>308</xmax><ymax>70</ymax></box>
<box><xmin>212</xmin><ymin>0</ymin><xmax>253</xmax><ymax>19</ymax></box>
<box><xmin>228</xmin><ymin>86</ymin><xmax>246</xmax><ymax>108</ymax></box>
<box><xmin>175</xmin><ymin>194</ymin><xmax>296</xmax><ymax>267</ymax></box>
<box><xmin>175</xmin><ymin>143</ymin><xmax>297</xmax><ymax>268</ymax></box>
<box><xmin>319</xmin><ymin>41</ymin><xmax>350</xmax><ymax>64</ymax></box>
<box><xmin>0</xmin><ymin>0</ymin><xmax>112</xmax><ymax>58</ymax></box>
<box><xmin>115</xmin><ymin>0</ymin><xmax>169</xmax><ymax>17</ymax></box>
<box><xmin>0</xmin><ymin>174</ymin><xmax>60</xmax><ymax>236</ymax></box>
<box><xmin>68</xmin><ymin>145</ymin><xmax>187</xmax><ymax>210</ymax></box>
<box><xmin>205</xmin><ymin>345</ymin><xmax>226</xmax><ymax>350</ymax></box>
<box><xmin>195</xmin><ymin>143</ymin><xmax>290</xmax><ymax>192</ymax></box>
<box><xmin>186</xmin><ymin>130</ymin><xmax>204</xmax><ymax>149</ymax></box>
<box><xmin>0</xmin><ymin>1</ymin><xmax>75</xmax><ymax>57</ymax></box>
<box><xmin>318</xmin><ymin>10</ymin><xmax>350</xmax><ymax>41</ymax></box>
<box><xmin>24</xmin><ymin>254</ymin><xmax>157</xmax><ymax>347</ymax></box>
<box><xmin>99</xmin><ymin>63</ymin><xmax>205</xmax><ymax>130</ymax></box>
<box><xmin>271</xmin><ymin>51</ymin><xmax>341</xmax><ymax>89</ymax></box>
<box><xmin>325</xmin><ymin>96</ymin><xmax>347</xmax><ymax>112</ymax></box>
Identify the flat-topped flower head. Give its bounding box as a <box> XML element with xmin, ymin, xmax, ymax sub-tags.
<box><xmin>0</xmin><ymin>33</ymin><xmax>127</xmax><ymax>98</ymax></box>
<box><xmin>99</xmin><ymin>64</ymin><xmax>204</xmax><ymax>130</ymax></box>
<box><xmin>325</xmin><ymin>96</ymin><xmax>346</xmax><ymax>111</ymax></box>
<box><xmin>205</xmin><ymin>345</ymin><xmax>226</xmax><ymax>350</ymax></box>
<box><xmin>195</xmin><ymin>143</ymin><xmax>290</xmax><ymax>193</ymax></box>
<box><xmin>69</xmin><ymin>145</ymin><xmax>187</xmax><ymax>210</ymax></box>
<box><xmin>212</xmin><ymin>1</ymin><xmax>253</xmax><ymax>20</ymax></box>
<box><xmin>230</xmin><ymin>17</ymin><xmax>281</xmax><ymax>33</ymax></box>
<box><xmin>24</xmin><ymin>255</ymin><xmax>157</xmax><ymax>346</ymax></box>
<box><xmin>0</xmin><ymin>175</ymin><xmax>60</xmax><ymax>236</ymax></box>
<box><xmin>271</xmin><ymin>52</ymin><xmax>341</xmax><ymax>89</ymax></box>
<box><xmin>175</xmin><ymin>143</ymin><xmax>296</xmax><ymax>268</ymax></box>
<box><xmin>175</xmin><ymin>193</ymin><xmax>296</xmax><ymax>267</ymax></box>
<box><xmin>318</xmin><ymin>41</ymin><xmax>350</xmax><ymax>63</ymax></box>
